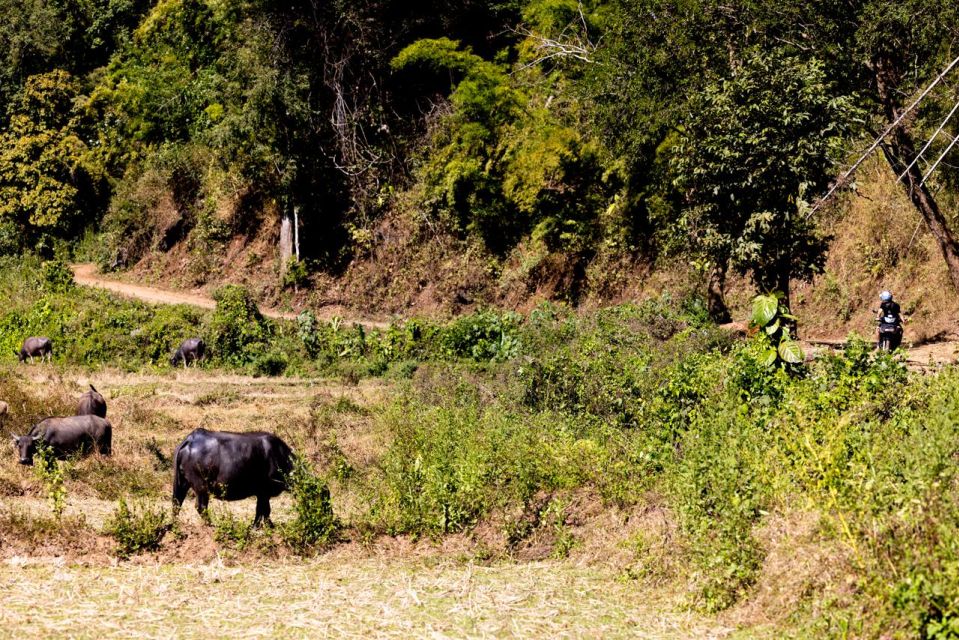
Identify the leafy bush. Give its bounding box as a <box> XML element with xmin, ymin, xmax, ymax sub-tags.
<box><xmin>253</xmin><ymin>349</ymin><xmax>288</xmax><ymax>377</ymax></box>
<box><xmin>33</xmin><ymin>444</ymin><xmax>66</xmax><ymax>519</ymax></box>
<box><xmin>207</xmin><ymin>284</ymin><xmax>273</xmax><ymax>365</ymax></box>
<box><xmin>41</xmin><ymin>259</ymin><xmax>74</xmax><ymax>293</ymax></box>
<box><xmin>749</xmin><ymin>293</ymin><xmax>804</xmax><ymax>367</ymax></box>
<box><xmin>213</xmin><ymin>511</ymin><xmax>254</xmax><ymax>550</ymax></box>
<box><xmin>367</xmin><ymin>388</ymin><xmax>603</xmax><ymax>536</ymax></box>
<box><xmin>441</xmin><ymin>309</ymin><xmax>520</xmax><ymax>362</ymax></box>
<box><xmin>281</xmin><ymin>456</ymin><xmax>339</xmax><ymax>553</ymax></box>
<box><xmin>282</xmin><ymin>257</ymin><xmax>309</xmax><ymax>290</ymax></box>
<box><xmin>104</xmin><ymin>498</ymin><xmax>171</xmax><ymax>558</ymax></box>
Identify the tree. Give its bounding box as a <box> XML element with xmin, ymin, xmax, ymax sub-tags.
<box><xmin>0</xmin><ymin>70</ymin><xmax>106</xmax><ymax>249</ymax></box>
<box><xmin>672</xmin><ymin>51</ymin><xmax>855</xmax><ymax>316</ymax></box>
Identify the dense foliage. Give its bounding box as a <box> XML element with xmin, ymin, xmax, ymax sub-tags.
<box><xmin>3</xmin><ymin>0</ymin><xmax>956</xmax><ymax>303</ymax></box>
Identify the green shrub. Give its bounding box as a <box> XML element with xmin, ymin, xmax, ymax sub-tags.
<box><xmin>41</xmin><ymin>259</ymin><xmax>74</xmax><ymax>293</ymax></box>
<box><xmin>367</xmin><ymin>388</ymin><xmax>599</xmax><ymax>536</ymax></box>
<box><xmin>441</xmin><ymin>309</ymin><xmax>520</xmax><ymax>362</ymax></box>
<box><xmin>253</xmin><ymin>349</ymin><xmax>288</xmax><ymax>376</ymax></box>
<box><xmin>104</xmin><ymin>498</ymin><xmax>171</xmax><ymax>558</ymax></box>
<box><xmin>33</xmin><ymin>444</ymin><xmax>67</xmax><ymax>519</ymax></box>
<box><xmin>212</xmin><ymin>511</ymin><xmax>254</xmax><ymax>550</ymax></box>
<box><xmin>207</xmin><ymin>284</ymin><xmax>273</xmax><ymax>365</ymax></box>
<box><xmin>297</xmin><ymin>310</ymin><xmax>322</xmax><ymax>358</ymax></box>
<box><xmin>281</xmin><ymin>456</ymin><xmax>339</xmax><ymax>553</ymax></box>
<box><xmin>282</xmin><ymin>257</ymin><xmax>309</xmax><ymax>290</ymax></box>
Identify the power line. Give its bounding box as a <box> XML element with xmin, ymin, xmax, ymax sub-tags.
<box><xmin>921</xmin><ymin>131</ymin><xmax>959</xmax><ymax>186</ymax></box>
<box><xmin>897</xmin><ymin>95</ymin><xmax>959</xmax><ymax>183</ymax></box>
<box><xmin>807</xmin><ymin>54</ymin><xmax>959</xmax><ymax>217</ymax></box>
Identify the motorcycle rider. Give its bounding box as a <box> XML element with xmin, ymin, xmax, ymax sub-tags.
<box><xmin>876</xmin><ymin>290</ymin><xmax>904</xmax><ymax>351</ymax></box>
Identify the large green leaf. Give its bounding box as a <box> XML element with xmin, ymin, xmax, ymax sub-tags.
<box><xmin>762</xmin><ymin>348</ymin><xmax>779</xmax><ymax>368</ymax></box>
<box><xmin>752</xmin><ymin>295</ymin><xmax>778</xmax><ymax>327</ymax></box>
<box><xmin>778</xmin><ymin>339</ymin><xmax>804</xmax><ymax>364</ymax></box>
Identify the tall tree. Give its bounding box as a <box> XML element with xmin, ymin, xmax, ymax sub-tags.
<box><xmin>672</xmin><ymin>50</ymin><xmax>854</xmax><ymax>314</ymax></box>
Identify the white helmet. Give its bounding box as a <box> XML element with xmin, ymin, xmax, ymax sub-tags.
<box><xmin>880</xmin><ymin>291</ymin><xmax>892</xmax><ymax>302</ymax></box>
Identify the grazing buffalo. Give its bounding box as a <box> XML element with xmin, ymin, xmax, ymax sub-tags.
<box><xmin>172</xmin><ymin>428</ymin><xmax>293</xmax><ymax>526</ymax></box>
<box><xmin>11</xmin><ymin>415</ymin><xmax>113</xmax><ymax>465</ymax></box>
<box><xmin>17</xmin><ymin>337</ymin><xmax>52</xmax><ymax>363</ymax></box>
<box><xmin>77</xmin><ymin>384</ymin><xmax>107</xmax><ymax>418</ymax></box>
<box><xmin>171</xmin><ymin>338</ymin><xmax>205</xmax><ymax>368</ymax></box>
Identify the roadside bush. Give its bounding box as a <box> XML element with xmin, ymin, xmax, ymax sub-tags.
<box><xmin>104</xmin><ymin>498</ymin><xmax>171</xmax><ymax>558</ymax></box>
<box><xmin>207</xmin><ymin>284</ymin><xmax>273</xmax><ymax>365</ymax></box>
<box><xmin>41</xmin><ymin>259</ymin><xmax>74</xmax><ymax>293</ymax></box>
<box><xmin>137</xmin><ymin>305</ymin><xmax>206</xmax><ymax>364</ymax></box>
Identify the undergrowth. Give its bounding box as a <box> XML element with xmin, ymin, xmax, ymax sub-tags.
<box><xmin>104</xmin><ymin>498</ymin><xmax>171</xmax><ymax>558</ymax></box>
<box><xmin>3</xmin><ymin>261</ymin><xmax>959</xmax><ymax>634</ymax></box>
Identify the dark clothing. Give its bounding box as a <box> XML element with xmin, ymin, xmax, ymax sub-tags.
<box><xmin>878</xmin><ymin>300</ymin><xmax>902</xmax><ymax>324</ymax></box>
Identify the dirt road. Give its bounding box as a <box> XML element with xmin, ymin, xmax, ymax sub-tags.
<box><xmin>71</xmin><ymin>263</ymin><xmax>389</xmax><ymax>328</ymax></box>
<box><xmin>801</xmin><ymin>336</ymin><xmax>959</xmax><ymax>370</ymax></box>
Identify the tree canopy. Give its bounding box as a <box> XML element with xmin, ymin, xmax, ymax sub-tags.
<box><xmin>1</xmin><ymin>0</ymin><xmax>958</xmax><ymax>305</ymax></box>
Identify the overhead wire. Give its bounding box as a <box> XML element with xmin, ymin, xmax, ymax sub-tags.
<box><xmin>807</xmin><ymin>54</ymin><xmax>959</xmax><ymax>217</ymax></box>
<box><xmin>897</xmin><ymin>94</ymin><xmax>959</xmax><ymax>183</ymax></box>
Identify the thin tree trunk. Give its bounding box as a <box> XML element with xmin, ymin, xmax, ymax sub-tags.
<box><xmin>775</xmin><ymin>265</ymin><xmax>796</xmax><ymax>338</ymax></box>
<box><xmin>873</xmin><ymin>56</ymin><xmax>959</xmax><ymax>293</ymax></box>
<box><xmin>279</xmin><ymin>206</ymin><xmax>293</xmax><ymax>275</ymax></box>
<box><xmin>707</xmin><ymin>262</ymin><xmax>731</xmax><ymax>323</ymax></box>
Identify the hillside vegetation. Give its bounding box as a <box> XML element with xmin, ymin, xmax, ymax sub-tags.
<box><xmin>1</xmin><ymin>1</ymin><xmax>958</xmax><ymax>327</ymax></box>
<box><xmin>5</xmin><ymin>2</ymin><xmax>959</xmax><ymax>638</ymax></box>
<box><xmin>0</xmin><ymin>259</ymin><xmax>958</xmax><ymax>636</ymax></box>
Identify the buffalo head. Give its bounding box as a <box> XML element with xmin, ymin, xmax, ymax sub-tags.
<box><xmin>11</xmin><ymin>433</ymin><xmax>40</xmax><ymax>465</ymax></box>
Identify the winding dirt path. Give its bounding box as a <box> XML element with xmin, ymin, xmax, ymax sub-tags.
<box><xmin>70</xmin><ymin>264</ymin><xmax>959</xmax><ymax>368</ymax></box>
<box><xmin>70</xmin><ymin>263</ymin><xmax>390</xmax><ymax>328</ymax></box>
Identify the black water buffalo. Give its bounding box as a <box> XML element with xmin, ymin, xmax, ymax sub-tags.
<box><xmin>11</xmin><ymin>415</ymin><xmax>113</xmax><ymax>465</ymax></box>
<box><xmin>171</xmin><ymin>338</ymin><xmax>205</xmax><ymax>367</ymax></box>
<box><xmin>77</xmin><ymin>384</ymin><xmax>107</xmax><ymax>418</ymax></box>
<box><xmin>173</xmin><ymin>428</ymin><xmax>293</xmax><ymax>526</ymax></box>
<box><xmin>17</xmin><ymin>337</ymin><xmax>52</xmax><ymax>363</ymax></box>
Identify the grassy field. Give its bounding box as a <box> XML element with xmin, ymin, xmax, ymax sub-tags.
<box><xmin>0</xmin><ymin>557</ymin><xmax>732</xmax><ymax>639</ymax></box>
<box><xmin>5</xmin><ymin>282</ymin><xmax>959</xmax><ymax>637</ymax></box>
<box><xmin>0</xmin><ymin>366</ymin><xmax>750</xmax><ymax>639</ymax></box>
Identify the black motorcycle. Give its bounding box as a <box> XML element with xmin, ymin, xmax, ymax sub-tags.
<box><xmin>877</xmin><ymin>312</ymin><xmax>903</xmax><ymax>352</ymax></box>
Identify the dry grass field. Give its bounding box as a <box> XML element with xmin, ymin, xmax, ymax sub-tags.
<box><xmin>0</xmin><ymin>366</ymin><xmax>762</xmax><ymax>639</ymax></box>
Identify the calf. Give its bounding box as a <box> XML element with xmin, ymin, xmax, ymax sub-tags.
<box><xmin>172</xmin><ymin>428</ymin><xmax>293</xmax><ymax>526</ymax></box>
<box><xmin>77</xmin><ymin>384</ymin><xmax>107</xmax><ymax>418</ymax></box>
<box><xmin>17</xmin><ymin>337</ymin><xmax>52</xmax><ymax>363</ymax></box>
<box><xmin>171</xmin><ymin>338</ymin><xmax>205</xmax><ymax>368</ymax></box>
<box><xmin>11</xmin><ymin>415</ymin><xmax>112</xmax><ymax>465</ymax></box>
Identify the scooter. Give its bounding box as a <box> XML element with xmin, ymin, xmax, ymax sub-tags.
<box><xmin>876</xmin><ymin>312</ymin><xmax>903</xmax><ymax>352</ymax></box>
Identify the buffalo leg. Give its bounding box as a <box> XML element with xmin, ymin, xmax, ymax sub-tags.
<box><xmin>253</xmin><ymin>495</ymin><xmax>272</xmax><ymax>528</ymax></box>
<box><xmin>172</xmin><ymin>482</ymin><xmax>189</xmax><ymax>514</ymax></box>
<box><xmin>195</xmin><ymin>492</ymin><xmax>210</xmax><ymax>522</ymax></box>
